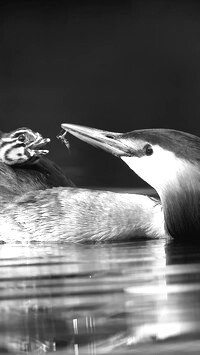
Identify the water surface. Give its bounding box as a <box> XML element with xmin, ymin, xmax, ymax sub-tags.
<box><xmin>0</xmin><ymin>240</ymin><xmax>200</xmax><ymax>354</ymax></box>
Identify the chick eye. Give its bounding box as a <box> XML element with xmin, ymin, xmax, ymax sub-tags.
<box><xmin>144</xmin><ymin>144</ymin><xmax>153</xmax><ymax>156</ymax></box>
<box><xmin>18</xmin><ymin>134</ymin><xmax>26</xmax><ymax>142</ymax></box>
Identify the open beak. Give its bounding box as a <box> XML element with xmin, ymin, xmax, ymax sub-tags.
<box><xmin>60</xmin><ymin>123</ymin><xmax>132</xmax><ymax>157</ymax></box>
<box><xmin>27</xmin><ymin>133</ymin><xmax>50</xmax><ymax>149</ymax></box>
<box><xmin>27</xmin><ymin>134</ymin><xmax>50</xmax><ymax>156</ymax></box>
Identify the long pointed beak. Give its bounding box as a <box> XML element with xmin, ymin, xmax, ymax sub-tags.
<box><xmin>60</xmin><ymin>123</ymin><xmax>132</xmax><ymax>157</ymax></box>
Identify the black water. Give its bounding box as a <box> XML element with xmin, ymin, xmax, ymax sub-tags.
<box><xmin>0</xmin><ymin>239</ymin><xmax>200</xmax><ymax>354</ymax></box>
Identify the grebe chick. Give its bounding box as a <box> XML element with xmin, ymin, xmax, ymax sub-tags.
<box><xmin>0</xmin><ymin>127</ymin><xmax>74</xmax><ymax>198</ymax></box>
<box><xmin>0</xmin><ymin>127</ymin><xmax>50</xmax><ymax>165</ymax></box>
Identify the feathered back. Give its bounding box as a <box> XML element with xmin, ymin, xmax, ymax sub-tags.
<box><xmin>0</xmin><ymin>157</ymin><xmax>74</xmax><ymax>199</ymax></box>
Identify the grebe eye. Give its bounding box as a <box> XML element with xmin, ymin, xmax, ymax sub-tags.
<box><xmin>144</xmin><ymin>144</ymin><xmax>153</xmax><ymax>156</ymax></box>
<box><xmin>18</xmin><ymin>134</ymin><xmax>26</xmax><ymax>142</ymax></box>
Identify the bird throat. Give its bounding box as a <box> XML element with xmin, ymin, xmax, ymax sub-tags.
<box><xmin>161</xmin><ymin>169</ymin><xmax>200</xmax><ymax>240</ymax></box>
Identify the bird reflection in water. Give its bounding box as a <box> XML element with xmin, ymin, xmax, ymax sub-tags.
<box><xmin>0</xmin><ymin>241</ymin><xmax>200</xmax><ymax>354</ymax></box>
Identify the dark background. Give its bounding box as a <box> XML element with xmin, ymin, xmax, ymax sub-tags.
<box><xmin>1</xmin><ymin>0</ymin><xmax>200</xmax><ymax>188</ymax></box>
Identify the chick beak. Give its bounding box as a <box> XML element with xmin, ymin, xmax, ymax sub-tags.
<box><xmin>61</xmin><ymin>123</ymin><xmax>132</xmax><ymax>157</ymax></box>
<box><xmin>27</xmin><ymin>134</ymin><xmax>51</xmax><ymax>156</ymax></box>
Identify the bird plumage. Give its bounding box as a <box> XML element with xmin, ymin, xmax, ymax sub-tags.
<box><xmin>0</xmin><ymin>127</ymin><xmax>74</xmax><ymax>198</ymax></box>
<box><xmin>0</xmin><ymin>127</ymin><xmax>49</xmax><ymax>165</ymax></box>
<box><xmin>0</xmin><ymin>126</ymin><xmax>166</xmax><ymax>243</ymax></box>
<box><xmin>62</xmin><ymin>124</ymin><xmax>200</xmax><ymax>240</ymax></box>
<box><xmin>0</xmin><ymin>187</ymin><xmax>165</xmax><ymax>243</ymax></box>
<box><xmin>122</xmin><ymin>129</ymin><xmax>200</xmax><ymax>162</ymax></box>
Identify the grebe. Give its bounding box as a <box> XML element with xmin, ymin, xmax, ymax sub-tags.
<box><xmin>0</xmin><ymin>127</ymin><xmax>74</xmax><ymax>198</ymax></box>
<box><xmin>61</xmin><ymin>123</ymin><xmax>200</xmax><ymax>240</ymax></box>
<box><xmin>0</xmin><ymin>127</ymin><xmax>165</xmax><ymax>243</ymax></box>
<box><xmin>0</xmin><ymin>127</ymin><xmax>49</xmax><ymax>165</ymax></box>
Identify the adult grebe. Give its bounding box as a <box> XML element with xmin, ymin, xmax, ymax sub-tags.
<box><xmin>0</xmin><ymin>127</ymin><xmax>165</xmax><ymax>242</ymax></box>
<box><xmin>61</xmin><ymin>123</ymin><xmax>200</xmax><ymax>240</ymax></box>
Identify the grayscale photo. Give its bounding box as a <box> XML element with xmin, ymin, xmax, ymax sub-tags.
<box><xmin>0</xmin><ymin>1</ymin><xmax>200</xmax><ymax>354</ymax></box>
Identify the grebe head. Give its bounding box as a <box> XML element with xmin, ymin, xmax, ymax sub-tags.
<box><xmin>61</xmin><ymin>124</ymin><xmax>200</xmax><ymax>193</ymax></box>
<box><xmin>61</xmin><ymin>124</ymin><xmax>200</xmax><ymax>239</ymax></box>
<box><xmin>0</xmin><ymin>128</ymin><xmax>50</xmax><ymax>165</ymax></box>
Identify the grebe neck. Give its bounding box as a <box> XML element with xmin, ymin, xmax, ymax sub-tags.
<box><xmin>161</xmin><ymin>170</ymin><xmax>200</xmax><ymax>239</ymax></box>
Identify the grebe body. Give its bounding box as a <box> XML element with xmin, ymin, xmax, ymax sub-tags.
<box><xmin>0</xmin><ymin>126</ymin><xmax>166</xmax><ymax>243</ymax></box>
<box><xmin>0</xmin><ymin>187</ymin><xmax>165</xmax><ymax>243</ymax></box>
